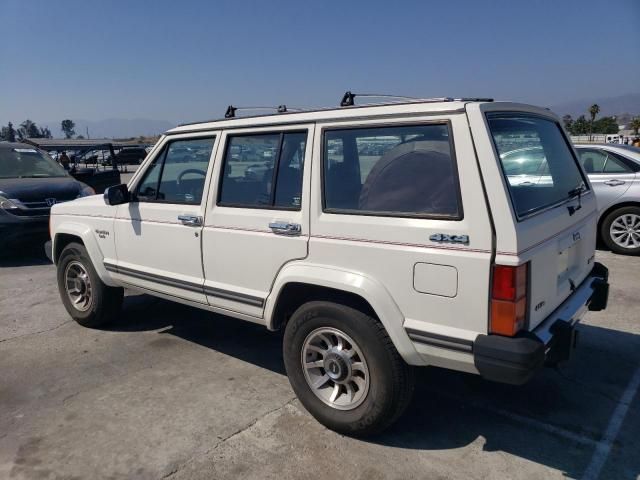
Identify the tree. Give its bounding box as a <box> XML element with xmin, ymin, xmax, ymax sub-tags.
<box><xmin>5</xmin><ymin>122</ymin><xmax>16</xmax><ymax>142</ymax></box>
<box><xmin>588</xmin><ymin>104</ymin><xmax>600</xmax><ymax>140</ymax></box>
<box><xmin>61</xmin><ymin>119</ymin><xmax>76</xmax><ymax>139</ymax></box>
<box><xmin>17</xmin><ymin>119</ymin><xmax>41</xmax><ymax>139</ymax></box>
<box><xmin>592</xmin><ymin>116</ymin><xmax>619</xmax><ymax>134</ymax></box>
<box><xmin>571</xmin><ymin>115</ymin><xmax>589</xmax><ymax>135</ymax></box>
<box><xmin>562</xmin><ymin>114</ymin><xmax>573</xmax><ymax>132</ymax></box>
<box><xmin>39</xmin><ymin>126</ymin><xmax>52</xmax><ymax>138</ymax></box>
<box><xmin>630</xmin><ymin>117</ymin><xmax>640</xmax><ymax>136</ymax></box>
<box><xmin>76</xmin><ymin>135</ymin><xmax>85</xmax><ymax>139</ymax></box>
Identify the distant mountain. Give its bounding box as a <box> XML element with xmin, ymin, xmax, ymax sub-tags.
<box><xmin>40</xmin><ymin>118</ymin><xmax>175</xmax><ymax>139</ymax></box>
<box><xmin>550</xmin><ymin>93</ymin><xmax>640</xmax><ymax>119</ymax></box>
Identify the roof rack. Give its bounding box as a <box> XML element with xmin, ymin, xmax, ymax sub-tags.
<box><xmin>224</xmin><ymin>105</ymin><xmax>299</xmax><ymax>118</ymax></box>
<box><xmin>339</xmin><ymin>91</ymin><xmax>493</xmax><ymax>107</ymax></box>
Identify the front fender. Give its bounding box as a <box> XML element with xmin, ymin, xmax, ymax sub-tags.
<box><xmin>265</xmin><ymin>263</ymin><xmax>426</xmax><ymax>366</ymax></box>
<box><xmin>52</xmin><ymin>220</ymin><xmax>118</xmax><ymax>287</ymax></box>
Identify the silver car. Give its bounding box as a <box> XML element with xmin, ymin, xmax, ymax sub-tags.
<box><xmin>575</xmin><ymin>144</ymin><xmax>640</xmax><ymax>255</ymax></box>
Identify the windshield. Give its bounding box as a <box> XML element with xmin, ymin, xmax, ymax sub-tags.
<box><xmin>488</xmin><ymin>114</ymin><xmax>587</xmax><ymax>219</ymax></box>
<box><xmin>0</xmin><ymin>148</ymin><xmax>68</xmax><ymax>179</ymax></box>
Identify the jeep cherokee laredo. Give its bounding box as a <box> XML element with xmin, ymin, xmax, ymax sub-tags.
<box><xmin>47</xmin><ymin>96</ymin><xmax>609</xmax><ymax>435</ymax></box>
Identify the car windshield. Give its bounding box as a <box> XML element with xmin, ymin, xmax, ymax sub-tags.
<box><xmin>0</xmin><ymin>147</ymin><xmax>69</xmax><ymax>179</ymax></box>
<box><xmin>488</xmin><ymin>114</ymin><xmax>587</xmax><ymax>219</ymax></box>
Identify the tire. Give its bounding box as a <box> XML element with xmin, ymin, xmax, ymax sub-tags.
<box><xmin>283</xmin><ymin>301</ymin><xmax>414</xmax><ymax>436</ymax></box>
<box><xmin>56</xmin><ymin>242</ymin><xmax>124</xmax><ymax>327</ymax></box>
<box><xmin>601</xmin><ymin>206</ymin><xmax>640</xmax><ymax>255</ymax></box>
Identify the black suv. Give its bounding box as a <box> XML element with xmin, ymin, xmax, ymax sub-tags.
<box><xmin>0</xmin><ymin>142</ymin><xmax>94</xmax><ymax>248</ymax></box>
<box><xmin>112</xmin><ymin>147</ymin><xmax>147</xmax><ymax>165</ymax></box>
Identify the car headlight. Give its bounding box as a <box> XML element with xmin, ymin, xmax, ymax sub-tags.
<box><xmin>0</xmin><ymin>192</ymin><xmax>21</xmax><ymax>210</ymax></box>
<box><xmin>77</xmin><ymin>185</ymin><xmax>96</xmax><ymax>198</ymax></box>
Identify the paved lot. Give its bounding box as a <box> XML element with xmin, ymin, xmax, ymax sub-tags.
<box><xmin>0</xmin><ymin>249</ymin><xmax>638</xmax><ymax>480</ymax></box>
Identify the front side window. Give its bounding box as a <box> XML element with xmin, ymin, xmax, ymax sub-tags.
<box><xmin>488</xmin><ymin>114</ymin><xmax>587</xmax><ymax>219</ymax></box>
<box><xmin>218</xmin><ymin>131</ymin><xmax>306</xmax><ymax>209</ymax></box>
<box><xmin>322</xmin><ymin>124</ymin><xmax>461</xmax><ymax>218</ymax></box>
<box><xmin>135</xmin><ymin>137</ymin><xmax>215</xmax><ymax>204</ymax></box>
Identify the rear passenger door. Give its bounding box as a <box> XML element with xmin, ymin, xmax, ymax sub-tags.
<box><xmin>311</xmin><ymin>118</ymin><xmax>494</xmax><ymax>352</ymax></box>
<box><xmin>201</xmin><ymin>125</ymin><xmax>313</xmax><ymax>317</ymax></box>
<box><xmin>577</xmin><ymin>148</ymin><xmax>635</xmax><ymax>212</ymax></box>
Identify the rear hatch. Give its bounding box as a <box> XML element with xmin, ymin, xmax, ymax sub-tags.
<box><xmin>483</xmin><ymin>109</ymin><xmax>597</xmax><ymax>330</ymax></box>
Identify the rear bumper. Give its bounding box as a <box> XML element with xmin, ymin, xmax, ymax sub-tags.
<box><xmin>473</xmin><ymin>262</ymin><xmax>609</xmax><ymax>385</ymax></box>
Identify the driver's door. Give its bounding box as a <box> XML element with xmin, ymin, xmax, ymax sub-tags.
<box><xmin>112</xmin><ymin>134</ymin><xmax>218</xmax><ymax>303</ymax></box>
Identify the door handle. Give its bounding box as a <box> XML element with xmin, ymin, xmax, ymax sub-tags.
<box><xmin>604</xmin><ymin>179</ymin><xmax>625</xmax><ymax>186</ymax></box>
<box><xmin>178</xmin><ymin>215</ymin><xmax>203</xmax><ymax>227</ymax></box>
<box><xmin>269</xmin><ymin>222</ymin><xmax>301</xmax><ymax>235</ymax></box>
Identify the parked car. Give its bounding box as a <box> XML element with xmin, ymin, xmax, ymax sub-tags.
<box><xmin>110</xmin><ymin>147</ymin><xmax>148</xmax><ymax>166</ymax></box>
<box><xmin>574</xmin><ymin>144</ymin><xmax>640</xmax><ymax>255</ymax></box>
<box><xmin>0</xmin><ymin>142</ymin><xmax>94</xmax><ymax>248</ymax></box>
<box><xmin>46</xmin><ymin>99</ymin><xmax>609</xmax><ymax>435</ymax></box>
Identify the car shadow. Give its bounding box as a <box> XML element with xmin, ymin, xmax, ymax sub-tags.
<box><xmin>104</xmin><ymin>293</ymin><xmax>640</xmax><ymax>480</ymax></box>
<box><xmin>0</xmin><ymin>242</ymin><xmax>51</xmax><ymax>268</ymax></box>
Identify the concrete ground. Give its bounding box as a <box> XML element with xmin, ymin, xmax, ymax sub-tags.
<box><xmin>0</xmin><ymin>248</ymin><xmax>638</xmax><ymax>480</ymax></box>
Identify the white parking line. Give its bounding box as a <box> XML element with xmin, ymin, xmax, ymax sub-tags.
<box><xmin>436</xmin><ymin>391</ymin><xmax>599</xmax><ymax>446</ymax></box>
<box><xmin>581</xmin><ymin>364</ymin><xmax>640</xmax><ymax>480</ymax></box>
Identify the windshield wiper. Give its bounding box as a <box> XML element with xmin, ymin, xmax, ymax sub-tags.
<box><xmin>567</xmin><ymin>182</ymin><xmax>585</xmax><ymax>216</ymax></box>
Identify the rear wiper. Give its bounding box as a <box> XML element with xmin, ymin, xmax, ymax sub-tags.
<box><xmin>567</xmin><ymin>183</ymin><xmax>585</xmax><ymax>216</ymax></box>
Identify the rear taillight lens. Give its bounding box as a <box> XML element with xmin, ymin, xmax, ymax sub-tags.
<box><xmin>490</xmin><ymin>263</ymin><xmax>528</xmax><ymax>336</ymax></box>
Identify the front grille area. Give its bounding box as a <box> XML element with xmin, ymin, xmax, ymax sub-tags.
<box><xmin>6</xmin><ymin>199</ymin><xmax>70</xmax><ymax>217</ymax></box>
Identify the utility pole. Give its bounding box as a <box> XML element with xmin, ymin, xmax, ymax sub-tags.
<box><xmin>86</xmin><ymin>126</ymin><xmax>90</xmax><ymax>139</ymax></box>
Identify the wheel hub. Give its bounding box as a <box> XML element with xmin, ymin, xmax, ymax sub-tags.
<box><xmin>301</xmin><ymin>327</ymin><xmax>370</xmax><ymax>411</ymax></box>
<box><xmin>64</xmin><ymin>261</ymin><xmax>93</xmax><ymax>312</ymax></box>
<box><xmin>610</xmin><ymin>213</ymin><xmax>640</xmax><ymax>249</ymax></box>
<box><xmin>323</xmin><ymin>349</ymin><xmax>351</xmax><ymax>382</ymax></box>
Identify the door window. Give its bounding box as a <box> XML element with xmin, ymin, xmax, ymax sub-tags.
<box><xmin>577</xmin><ymin>149</ymin><xmax>632</xmax><ymax>174</ymax></box>
<box><xmin>218</xmin><ymin>131</ymin><xmax>307</xmax><ymax>210</ymax></box>
<box><xmin>578</xmin><ymin>149</ymin><xmax>608</xmax><ymax>173</ymax></box>
<box><xmin>322</xmin><ymin>124</ymin><xmax>461</xmax><ymax>218</ymax></box>
<box><xmin>602</xmin><ymin>154</ymin><xmax>631</xmax><ymax>173</ymax></box>
<box><xmin>135</xmin><ymin>137</ymin><xmax>215</xmax><ymax>204</ymax></box>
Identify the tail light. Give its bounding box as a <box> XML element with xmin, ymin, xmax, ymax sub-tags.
<box><xmin>490</xmin><ymin>263</ymin><xmax>528</xmax><ymax>336</ymax></box>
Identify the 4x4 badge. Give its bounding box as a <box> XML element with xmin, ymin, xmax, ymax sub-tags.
<box><xmin>429</xmin><ymin>233</ymin><xmax>470</xmax><ymax>245</ymax></box>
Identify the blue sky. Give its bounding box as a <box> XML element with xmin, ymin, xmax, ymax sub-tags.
<box><xmin>1</xmin><ymin>0</ymin><xmax>638</xmax><ymax>125</ymax></box>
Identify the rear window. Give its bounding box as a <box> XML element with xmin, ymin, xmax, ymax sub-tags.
<box><xmin>487</xmin><ymin>114</ymin><xmax>587</xmax><ymax>219</ymax></box>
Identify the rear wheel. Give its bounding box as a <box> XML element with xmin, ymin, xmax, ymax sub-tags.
<box><xmin>57</xmin><ymin>242</ymin><xmax>124</xmax><ymax>327</ymax></box>
<box><xmin>601</xmin><ymin>206</ymin><xmax>640</xmax><ymax>255</ymax></box>
<box><xmin>283</xmin><ymin>301</ymin><xmax>414</xmax><ymax>436</ymax></box>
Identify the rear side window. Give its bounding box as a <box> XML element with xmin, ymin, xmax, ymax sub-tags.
<box><xmin>218</xmin><ymin>131</ymin><xmax>306</xmax><ymax>209</ymax></box>
<box><xmin>488</xmin><ymin>114</ymin><xmax>587</xmax><ymax>219</ymax></box>
<box><xmin>322</xmin><ymin>124</ymin><xmax>461</xmax><ymax>218</ymax></box>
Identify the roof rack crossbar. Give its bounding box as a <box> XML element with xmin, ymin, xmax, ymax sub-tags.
<box><xmin>339</xmin><ymin>91</ymin><xmax>493</xmax><ymax>107</ymax></box>
<box><xmin>224</xmin><ymin>105</ymin><xmax>300</xmax><ymax>118</ymax></box>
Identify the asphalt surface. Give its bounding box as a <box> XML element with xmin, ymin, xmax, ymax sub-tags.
<box><xmin>0</xmin><ymin>248</ymin><xmax>638</xmax><ymax>480</ymax></box>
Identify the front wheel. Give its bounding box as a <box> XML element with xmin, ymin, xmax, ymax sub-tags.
<box><xmin>56</xmin><ymin>242</ymin><xmax>124</xmax><ymax>327</ymax></box>
<box><xmin>601</xmin><ymin>206</ymin><xmax>640</xmax><ymax>255</ymax></box>
<box><xmin>283</xmin><ymin>301</ymin><xmax>414</xmax><ymax>436</ymax></box>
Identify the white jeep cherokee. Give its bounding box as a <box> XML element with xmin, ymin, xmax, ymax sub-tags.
<box><xmin>47</xmin><ymin>96</ymin><xmax>609</xmax><ymax>435</ymax></box>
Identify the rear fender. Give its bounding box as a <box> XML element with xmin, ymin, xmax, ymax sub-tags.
<box><xmin>265</xmin><ymin>263</ymin><xmax>425</xmax><ymax>366</ymax></box>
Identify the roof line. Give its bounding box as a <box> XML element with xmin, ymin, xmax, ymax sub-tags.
<box><xmin>175</xmin><ymin>98</ymin><xmax>490</xmax><ymax>129</ymax></box>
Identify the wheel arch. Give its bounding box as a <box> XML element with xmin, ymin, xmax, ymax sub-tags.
<box><xmin>598</xmin><ymin>201</ymin><xmax>640</xmax><ymax>235</ymax></box>
<box><xmin>265</xmin><ymin>263</ymin><xmax>425</xmax><ymax>366</ymax></box>
<box><xmin>52</xmin><ymin>221</ymin><xmax>116</xmax><ymax>286</ymax></box>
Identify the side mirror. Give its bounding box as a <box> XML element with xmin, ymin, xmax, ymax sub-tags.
<box><xmin>104</xmin><ymin>184</ymin><xmax>130</xmax><ymax>205</ymax></box>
